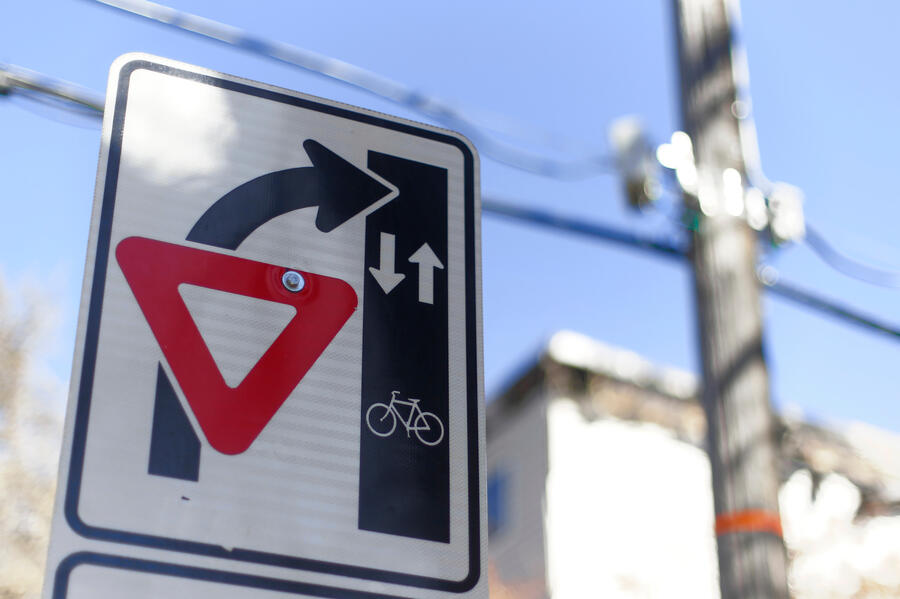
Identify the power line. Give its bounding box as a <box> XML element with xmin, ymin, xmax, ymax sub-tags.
<box><xmin>0</xmin><ymin>63</ymin><xmax>104</xmax><ymax>113</ymax></box>
<box><xmin>3</xmin><ymin>64</ymin><xmax>896</xmax><ymax>344</ymax></box>
<box><xmin>483</xmin><ymin>197</ymin><xmax>684</xmax><ymax>260</ymax></box>
<box><xmin>87</xmin><ymin>0</ymin><xmax>614</xmax><ymax>180</ymax></box>
<box><xmin>481</xmin><ymin>197</ymin><xmax>900</xmax><ymax>342</ymax></box>
<box><xmin>70</xmin><ymin>0</ymin><xmax>900</xmax><ymax>291</ymax></box>
<box><xmin>803</xmin><ymin>223</ymin><xmax>900</xmax><ymax>288</ymax></box>
<box><xmin>759</xmin><ymin>268</ymin><xmax>900</xmax><ymax>340</ymax></box>
<box><xmin>713</xmin><ymin>5</ymin><xmax>900</xmax><ymax>291</ymax></box>
<box><xmin>8</xmin><ymin>88</ymin><xmax>102</xmax><ymax>129</ymax></box>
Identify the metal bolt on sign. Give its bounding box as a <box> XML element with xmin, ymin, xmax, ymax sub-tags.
<box><xmin>282</xmin><ymin>270</ymin><xmax>305</xmax><ymax>292</ymax></box>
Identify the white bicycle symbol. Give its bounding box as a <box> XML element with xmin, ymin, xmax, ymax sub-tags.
<box><xmin>365</xmin><ymin>390</ymin><xmax>445</xmax><ymax>446</ymax></box>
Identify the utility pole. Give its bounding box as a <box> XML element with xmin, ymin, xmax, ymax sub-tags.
<box><xmin>672</xmin><ymin>0</ymin><xmax>789</xmax><ymax>597</ymax></box>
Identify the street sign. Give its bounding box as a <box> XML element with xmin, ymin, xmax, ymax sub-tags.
<box><xmin>44</xmin><ymin>54</ymin><xmax>485</xmax><ymax>599</ymax></box>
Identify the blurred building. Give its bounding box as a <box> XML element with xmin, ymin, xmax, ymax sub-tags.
<box><xmin>486</xmin><ymin>330</ymin><xmax>900</xmax><ymax>599</ymax></box>
<box><xmin>3</xmin><ymin>325</ymin><xmax>899</xmax><ymax>598</ymax></box>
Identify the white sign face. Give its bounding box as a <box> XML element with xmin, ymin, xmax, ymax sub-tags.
<box><xmin>44</xmin><ymin>54</ymin><xmax>486</xmax><ymax>599</ymax></box>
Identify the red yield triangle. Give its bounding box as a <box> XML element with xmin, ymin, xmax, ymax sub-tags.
<box><xmin>116</xmin><ymin>236</ymin><xmax>357</xmax><ymax>455</ymax></box>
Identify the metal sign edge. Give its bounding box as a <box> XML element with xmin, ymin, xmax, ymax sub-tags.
<box><xmin>45</xmin><ymin>53</ymin><xmax>485</xmax><ymax>596</ymax></box>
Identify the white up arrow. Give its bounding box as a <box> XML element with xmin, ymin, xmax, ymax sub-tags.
<box><xmin>368</xmin><ymin>232</ymin><xmax>405</xmax><ymax>294</ymax></box>
<box><xmin>408</xmin><ymin>242</ymin><xmax>444</xmax><ymax>305</ymax></box>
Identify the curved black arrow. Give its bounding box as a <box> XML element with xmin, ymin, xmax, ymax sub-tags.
<box><xmin>186</xmin><ymin>139</ymin><xmax>393</xmax><ymax>250</ymax></box>
<box><xmin>149</xmin><ymin>138</ymin><xmax>393</xmax><ymax>481</ymax></box>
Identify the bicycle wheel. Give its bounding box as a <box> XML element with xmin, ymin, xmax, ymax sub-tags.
<box><xmin>413</xmin><ymin>412</ymin><xmax>444</xmax><ymax>446</ymax></box>
<box><xmin>366</xmin><ymin>403</ymin><xmax>396</xmax><ymax>437</ymax></box>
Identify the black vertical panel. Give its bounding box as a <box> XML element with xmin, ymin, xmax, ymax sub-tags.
<box><xmin>148</xmin><ymin>365</ymin><xmax>201</xmax><ymax>482</ymax></box>
<box><xmin>358</xmin><ymin>152</ymin><xmax>450</xmax><ymax>542</ymax></box>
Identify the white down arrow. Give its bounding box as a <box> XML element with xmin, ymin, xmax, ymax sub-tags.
<box><xmin>369</xmin><ymin>232</ymin><xmax>405</xmax><ymax>294</ymax></box>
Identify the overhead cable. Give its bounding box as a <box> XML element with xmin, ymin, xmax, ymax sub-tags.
<box><xmin>722</xmin><ymin>10</ymin><xmax>900</xmax><ymax>290</ymax></box>
<box><xmin>5</xmin><ymin>69</ymin><xmax>895</xmax><ymax>343</ymax></box>
<box><xmin>1</xmin><ymin>63</ymin><xmax>104</xmax><ymax>113</ymax></box>
<box><xmin>482</xmin><ymin>197</ymin><xmax>684</xmax><ymax>260</ymax></box>
<box><xmin>759</xmin><ymin>269</ymin><xmax>900</xmax><ymax>340</ymax></box>
<box><xmin>803</xmin><ymin>224</ymin><xmax>900</xmax><ymax>288</ymax></box>
<box><xmin>8</xmin><ymin>89</ymin><xmax>102</xmax><ymax>129</ymax></box>
<box><xmin>481</xmin><ymin>197</ymin><xmax>900</xmax><ymax>342</ymax></box>
<box><xmin>87</xmin><ymin>0</ymin><xmax>613</xmax><ymax>179</ymax></box>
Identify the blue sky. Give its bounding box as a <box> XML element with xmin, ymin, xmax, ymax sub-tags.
<box><xmin>2</xmin><ymin>1</ymin><xmax>899</xmax><ymax>431</ymax></box>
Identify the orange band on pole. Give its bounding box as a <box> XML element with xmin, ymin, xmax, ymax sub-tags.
<box><xmin>715</xmin><ymin>509</ymin><xmax>783</xmax><ymax>537</ymax></box>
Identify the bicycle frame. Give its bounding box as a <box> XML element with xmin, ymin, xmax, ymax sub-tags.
<box><xmin>387</xmin><ymin>394</ymin><xmax>428</xmax><ymax>435</ymax></box>
<box><xmin>366</xmin><ymin>390</ymin><xmax>444</xmax><ymax>446</ymax></box>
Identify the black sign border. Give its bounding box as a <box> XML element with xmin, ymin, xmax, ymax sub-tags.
<box><xmin>62</xmin><ymin>58</ymin><xmax>481</xmax><ymax>593</ymax></box>
<box><xmin>53</xmin><ymin>552</ymin><xmax>411</xmax><ymax>598</ymax></box>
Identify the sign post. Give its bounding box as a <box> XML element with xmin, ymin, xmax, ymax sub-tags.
<box><xmin>44</xmin><ymin>54</ymin><xmax>485</xmax><ymax>599</ymax></box>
